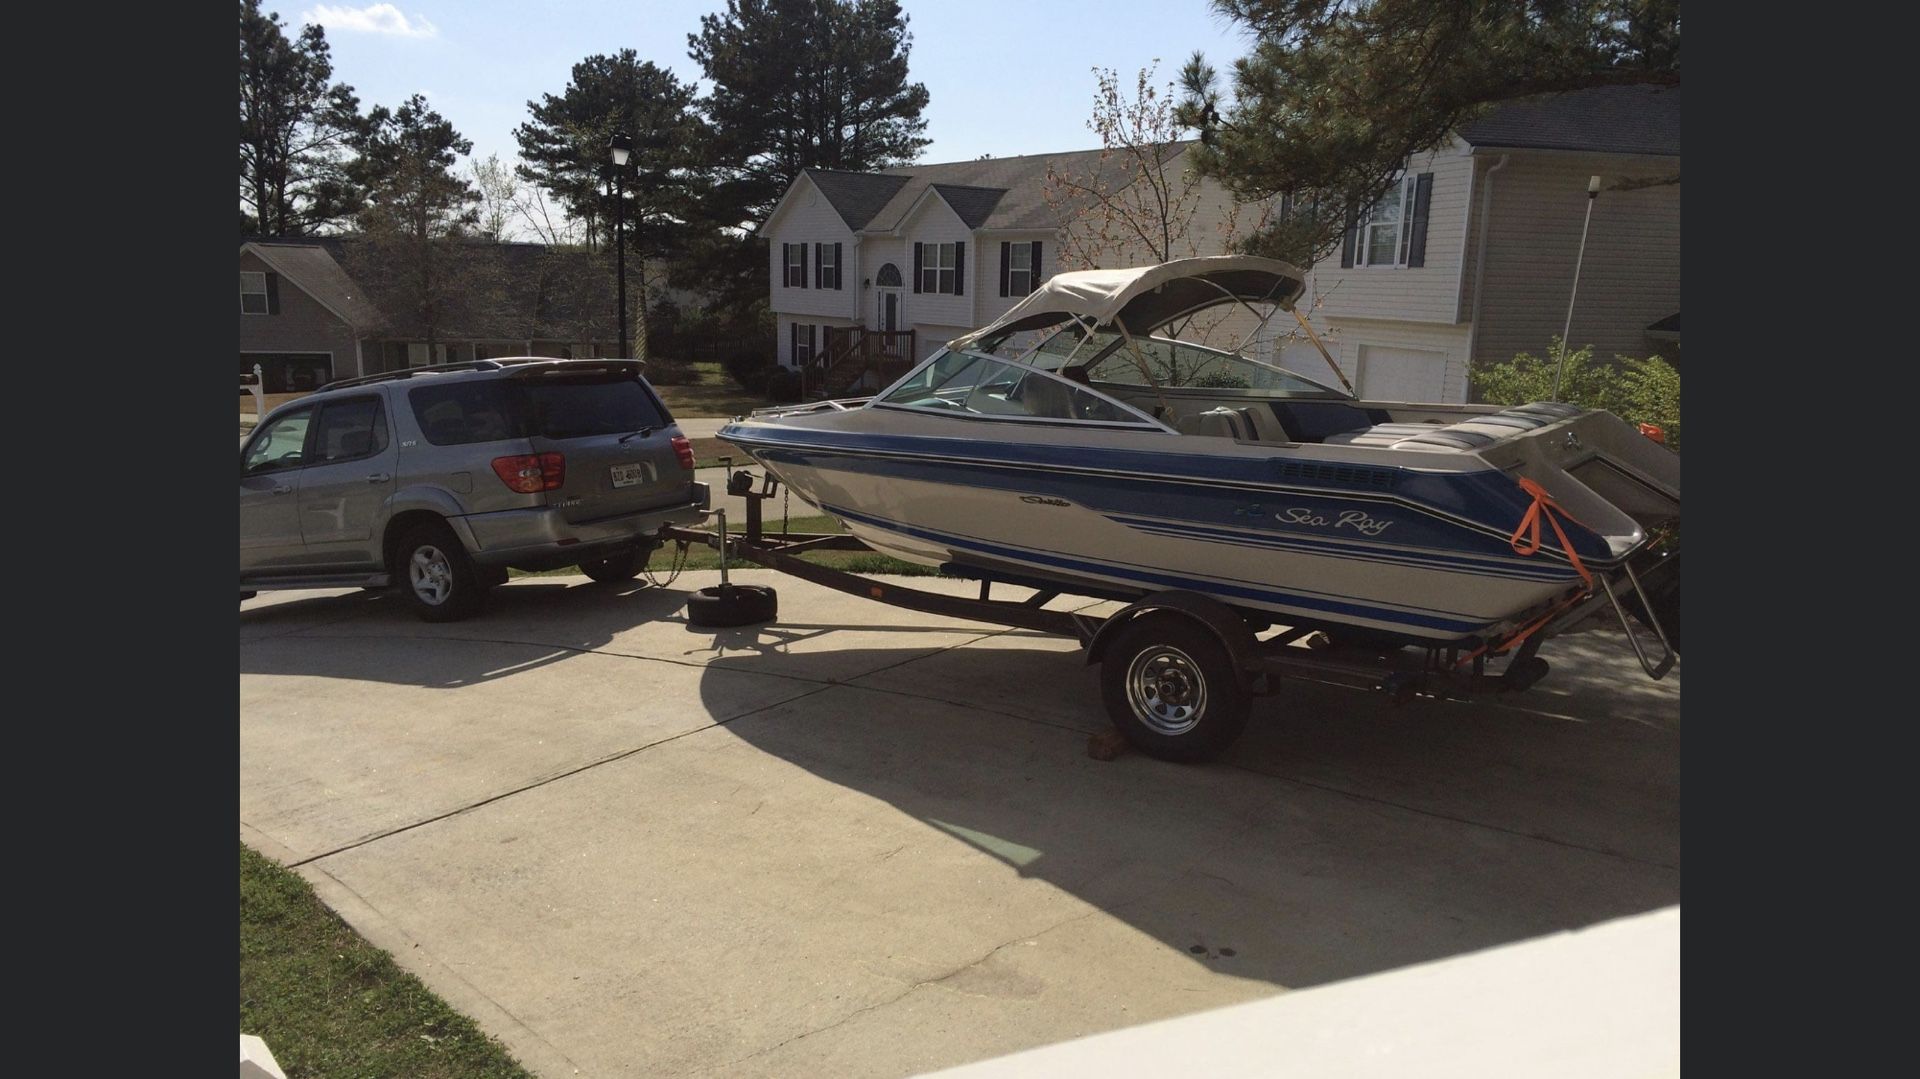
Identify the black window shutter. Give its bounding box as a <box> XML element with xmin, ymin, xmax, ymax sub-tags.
<box><xmin>813</xmin><ymin>243</ymin><xmax>822</xmax><ymax>289</ymax></box>
<box><xmin>1407</xmin><ymin>173</ymin><xmax>1434</xmax><ymax>268</ymax></box>
<box><xmin>265</xmin><ymin>272</ymin><xmax>281</xmax><ymax>314</ymax></box>
<box><xmin>787</xmin><ymin>322</ymin><xmax>794</xmax><ymax>362</ymax></box>
<box><xmin>1029</xmin><ymin>241</ymin><xmax>1043</xmax><ymax>293</ymax></box>
<box><xmin>999</xmin><ymin>242</ymin><xmax>1010</xmax><ymax>297</ymax></box>
<box><xmin>809</xmin><ymin>323</ymin><xmax>816</xmax><ymax>359</ymax></box>
<box><xmin>834</xmin><ymin>242</ymin><xmax>843</xmax><ymax>289</ymax></box>
<box><xmin>782</xmin><ymin>244</ymin><xmax>790</xmax><ymax>286</ymax></box>
<box><xmin>953</xmin><ymin>242</ymin><xmax>965</xmax><ymax>296</ymax></box>
<box><xmin>913</xmin><ymin>243</ymin><xmax>922</xmax><ymax>293</ymax></box>
<box><xmin>1341</xmin><ymin>210</ymin><xmax>1357</xmax><ymax>268</ymax></box>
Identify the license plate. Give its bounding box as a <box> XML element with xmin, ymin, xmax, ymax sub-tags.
<box><xmin>610</xmin><ymin>463</ymin><xmax>648</xmax><ymax>488</ymax></box>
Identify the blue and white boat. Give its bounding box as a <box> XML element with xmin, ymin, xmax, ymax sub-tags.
<box><xmin>720</xmin><ymin>256</ymin><xmax>1679</xmax><ymax>659</ymax></box>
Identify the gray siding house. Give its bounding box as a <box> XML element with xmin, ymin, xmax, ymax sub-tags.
<box><xmin>239</xmin><ymin>238</ymin><xmax>628</xmax><ymax>391</ymax></box>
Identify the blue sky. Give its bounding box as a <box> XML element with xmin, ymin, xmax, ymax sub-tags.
<box><xmin>280</xmin><ymin>1</ymin><xmax>1256</xmax><ymax>169</ymax></box>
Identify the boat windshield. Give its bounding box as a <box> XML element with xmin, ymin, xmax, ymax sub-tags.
<box><xmin>980</xmin><ymin>322</ymin><xmax>1350</xmax><ymax>399</ymax></box>
<box><xmin>877</xmin><ymin>349</ymin><xmax>1161</xmax><ymax>427</ymax></box>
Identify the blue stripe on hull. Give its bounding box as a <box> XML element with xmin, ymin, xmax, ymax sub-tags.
<box><xmin>824</xmin><ymin>503</ymin><xmax>1499</xmax><ymax>636</ymax></box>
<box><xmin>1103</xmin><ymin>514</ymin><xmax>1579</xmax><ymax>583</ymax></box>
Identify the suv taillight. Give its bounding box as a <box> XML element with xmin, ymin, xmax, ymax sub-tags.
<box><xmin>670</xmin><ymin>435</ymin><xmax>696</xmax><ymax>472</ymax></box>
<box><xmin>491</xmin><ymin>453</ymin><xmax>566</xmax><ymax>493</ymax></box>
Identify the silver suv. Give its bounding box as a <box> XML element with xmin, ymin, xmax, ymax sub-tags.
<box><xmin>240</xmin><ymin>358</ymin><xmax>709</xmax><ymax>621</ymax></box>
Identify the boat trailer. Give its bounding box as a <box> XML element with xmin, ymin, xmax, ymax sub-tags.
<box><xmin>661</xmin><ymin>462</ymin><xmax>1675</xmax><ymax>762</ymax></box>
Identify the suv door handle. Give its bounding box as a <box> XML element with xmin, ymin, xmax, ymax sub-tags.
<box><xmin>272</xmin><ymin>484</ymin><xmax>292</xmax><ymax>495</ymax></box>
<box><xmin>366</xmin><ymin>472</ymin><xmax>392</xmax><ymax>483</ymax></box>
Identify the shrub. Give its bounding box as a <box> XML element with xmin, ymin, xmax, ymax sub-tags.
<box><xmin>1472</xmin><ymin>338</ymin><xmax>1681</xmax><ymax>449</ymax></box>
<box><xmin>767</xmin><ymin>366</ymin><xmax>803</xmax><ymax>402</ymax></box>
<box><xmin>722</xmin><ymin>351</ymin><xmax>774</xmax><ymax>395</ymax></box>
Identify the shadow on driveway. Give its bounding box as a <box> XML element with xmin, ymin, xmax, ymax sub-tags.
<box><xmin>694</xmin><ymin>627</ymin><xmax>1679</xmax><ymax>994</ymax></box>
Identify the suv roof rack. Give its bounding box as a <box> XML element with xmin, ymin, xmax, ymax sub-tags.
<box><xmin>318</xmin><ymin>358</ymin><xmax>546</xmax><ymax>392</ymax></box>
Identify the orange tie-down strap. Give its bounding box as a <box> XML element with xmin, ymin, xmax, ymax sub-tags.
<box><xmin>1457</xmin><ymin>477</ymin><xmax>1597</xmax><ymax>669</ymax></box>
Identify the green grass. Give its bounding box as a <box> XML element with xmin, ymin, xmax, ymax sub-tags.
<box><xmin>653</xmin><ymin>360</ymin><xmax>777</xmax><ymax>419</ymax></box>
<box><xmin>240</xmin><ymin>844</ymin><xmax>532</xmax><ymax>1079</ymax></box>
<box><xmin>687</xmin><ymin>435</ymin><xmax>746</xmax><ymax>470</ymax></box>
<box><xmin>508</xmin><ymin>513</ymin><xmax>939</xmax><ymax>578</ymax></box>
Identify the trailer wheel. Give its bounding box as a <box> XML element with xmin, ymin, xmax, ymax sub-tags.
<box><xmin>687</xmin><ymin>584</ymin><xmax>778</xmax><ymax>628</ymax></box>
<box><xmin>1100</xmin><ymin>614</ymin><xmax>1250</xmax><ymax>762</ymax></box>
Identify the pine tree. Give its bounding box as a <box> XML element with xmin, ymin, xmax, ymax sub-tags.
<box><xmin>238</xmin><ymin>0</ymin><xmax>363</xmax><ymax>234</ymax></box>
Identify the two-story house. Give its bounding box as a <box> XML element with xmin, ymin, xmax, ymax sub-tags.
<box><xmin>761</xmin><ymin>146</ymin><xmax>1251</xmax><ymax>393</ymax></box>
<box><xmin>765</xmin><ymin>84</ymin><xmax>1678</xmax><ymax>405</ymax></box>
<box><xmin>1286</xmin><ymin>84</ymin><xmax>1681</xmax><ymax>402</ymax></box>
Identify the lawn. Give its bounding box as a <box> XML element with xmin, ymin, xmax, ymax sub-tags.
<box><xmin>508</xmin><ymin>513</ymin><xmax>939</xmax><ymax>578</ymax></box>
<box><xmin>654</xmin><ymin>360</ymin><xmax>778</xmax><ymax>419</ymax></box>
<box><xmin>240</xmin><ymin>844</ymin><xmax>532</xmax><ymax>1079</ymax></box>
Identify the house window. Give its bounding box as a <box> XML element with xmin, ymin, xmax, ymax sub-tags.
<box><xmin>786</xmin><ymin>243</ymin><xmax>807</xmax><ymax>288</ymax></box>
<box><xmin>1356</xmin><ymin>176</ymin><xmax>1414</xmax><ymax>267</ymax></box>
<box><xmin>1009</xmin><ymin>244</ymin><xmax>1032</xmax><ymax>294</ymax></box>
<box><xmin>240</xmin><ymin>271</ymin><xmax>269</xmax><ymax>314</ymax></box>
<box><xmin>819</xmin><ymin>244</ymin><xmax>839</xmax><ymax>290</ymax></box>
<box><xmin>407</xmin><ymin>342</ymin><xmax>450</xmax><ymax>368</ymax></box>
<box><xmin>791</xmin><ymin>322</ymin><xmax>815</xmax><ymax>366</ymax></box>
<box><xmin>921</xmin><ymin>242</ymin><xmax>955</xmax><ymax>294</ymax></box>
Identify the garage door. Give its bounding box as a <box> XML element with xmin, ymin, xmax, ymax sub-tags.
<box><xmin>915</xmin><ymin>326</ymin><xmax>969</xmax><ymax>362</ymax></box>
<box><xmin>241</xmin><ymin>353</ymin><xmax>334</xmax><ymax>394</ymax></box>
<box><xmin>1357</xmin><ymin>345</ymin><xmax>1446</xmax><ymax>402</ymax></box>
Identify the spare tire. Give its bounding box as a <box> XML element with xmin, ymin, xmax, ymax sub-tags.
<box><xmin>686</xmin><ymin>584</ymin><xmax>778</xmax><ymax>628</ymax></box>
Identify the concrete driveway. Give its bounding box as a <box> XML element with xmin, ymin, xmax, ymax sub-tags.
<box><xmin>239</xmin><ymin>572</ymin><xmax>1679</xmax><ymax>1078</ymax></box>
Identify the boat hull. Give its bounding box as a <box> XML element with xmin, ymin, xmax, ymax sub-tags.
<box><xmin>731</xmin><ymin>428</ymin><xmax>1599</xmax><ymax>642</ymax></box>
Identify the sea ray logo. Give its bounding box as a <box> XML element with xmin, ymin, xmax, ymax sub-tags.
<box><xmin>1021</xmin><ymin>495</ymin><xmax>1071</xmax><ymax>507</ymax></box>
<box><xmin>1276</xmin><ymin>507</ymin><xmax>1394</xmax><ymax>536</ymax></box>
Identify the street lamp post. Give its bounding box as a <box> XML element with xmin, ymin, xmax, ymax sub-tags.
<box><xmin>1552</xmin><ymin>174</ymin><xmax>1603</xmax><ymax>400</ymax></box>
<box><xmin>609</xmin><ymin>133</ymin><xmax>633</xmax><ymax>359</ymax></box>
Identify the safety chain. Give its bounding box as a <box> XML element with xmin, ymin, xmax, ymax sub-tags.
<box><xmin>642</xmin><ymin>537</ymin><xmax>692</xmax><ymax>590</ymax></box>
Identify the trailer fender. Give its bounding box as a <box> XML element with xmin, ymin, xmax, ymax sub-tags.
<box><xmin>1084</xmin><ymin>590</ymin><xmax>1266</xmax><ymax>693</ymax></box>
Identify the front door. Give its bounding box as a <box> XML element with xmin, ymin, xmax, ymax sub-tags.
<box><xmin>877</xmin><ymin>288</ymin><xmax>901</xmax><ymax>333</ymax></box>
<box><xmin>297</xmin><ymin>393</ymin><xmax>398</xmax><ymax>568</ymax></box>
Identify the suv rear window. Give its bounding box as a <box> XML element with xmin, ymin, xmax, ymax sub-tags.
<box><xmin>521</xmin><ymin>377</ymin><xmax>666</xmax><ymax>439</ymax></box>
<box><xmin>408</xmin><ymin>375</ymin><xmax>669</xmax><ymax>446</ymax></box>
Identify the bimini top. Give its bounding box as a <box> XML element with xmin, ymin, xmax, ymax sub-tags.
<box><xmin>954</xmin><ymin>255</ymin><xmax>1307</xmax><ymax>347</ymax></box>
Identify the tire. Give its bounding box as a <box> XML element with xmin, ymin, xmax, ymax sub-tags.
<box><xmin>1099</xmin><ymin>614</ymin><xmax>1251</xmax><ymax>762</ymax></box>
<box><xmin>579</xmin><ymin>546</ymin><xmax>652</xmax><ymax>584</ymax></box>
<box><xmin>394</xmin><ymin>521</ymin><xmax>484</xmax><ymax>623</ymax></box>
<box><xmin>686</xmin><ymin>584</ymin><xmax>778</xmax><ymax>628</ymax></box>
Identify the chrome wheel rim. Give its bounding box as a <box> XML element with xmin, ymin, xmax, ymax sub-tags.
<box><xmin>1125</xmin><ymin>645</ymin><xmax>1207</xmax><ymax>735</ymax></box>
<box><xmin>409</xmin><ymin>544</ymin><xmax>453</xmax><ymax>606</ymax></box>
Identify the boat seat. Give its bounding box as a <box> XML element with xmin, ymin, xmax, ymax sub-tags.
<box><xmin>1323</xmin><ymin>422</ymin><xmax>1447</xmax><ymax>448</ymax></box>
<box><xmin>1176</xmin><ymin>407</ymin><xmax>1260</xmax><ymax>441</ymax></box>
<box><xmin>1324</xmin><ymin>401</ymin><xmax>1585</xmax><ymax>453</ymax></box>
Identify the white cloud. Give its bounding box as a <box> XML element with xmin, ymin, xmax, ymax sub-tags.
<box><xmin>302</xmin><ymin>4</ymin><xmax>439</xmax><ymax>38</ymax></box>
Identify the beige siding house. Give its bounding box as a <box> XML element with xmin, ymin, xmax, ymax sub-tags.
<box><xmin>1291</xmin><ymin>84</ymin><xmax>1681</xmax><ymax>402</ymax></box>
<box><xmin>762</xmin><ymin>145</ymin><xmax>1253</xmax><ymax>387</ymax></box>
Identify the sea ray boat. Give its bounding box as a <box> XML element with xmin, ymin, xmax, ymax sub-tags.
<box><xmin>720</xmin><ymin>255</ymin><xmax>1679</xmax><ymax>667</ymax></box>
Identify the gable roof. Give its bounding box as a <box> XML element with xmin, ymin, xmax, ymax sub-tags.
<box><xmin>927</xmin><ymin>183</ymin><xmax>1007</xmax><ymax>228</ymax></box>
<box><xmin>242</xmin><ymin>240</ymin><xmax>386</xmax><ymax>329</ymax></box>
<box><xmin>1460</xmin><ymin>84</ymin><xmax>1680</xmax><ymax>157</ymax></box>
<box><xmin>785</xmin><ymin>143</ymin><xmax>1190</xmax><ymax>236</ymax></box>
<box><xmin>802</xmin><ymin>169</ymin><xmax>910</xmax><ymax>230</ymax></box>
<box><xmin>241</xmin><ymin>236</ymin><xmax>626</xmax><ymax>342</ymax></box>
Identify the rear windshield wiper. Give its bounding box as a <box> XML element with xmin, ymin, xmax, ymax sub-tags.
<box><xmin>618</xmin><ymin>425</ymin><xmax>657</xmax><ymax>444</ymax></box>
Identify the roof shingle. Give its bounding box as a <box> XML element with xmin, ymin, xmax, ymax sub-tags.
<box><xmin>1460</xmin><ymin>84</ymin><xmax>1680</xmax><ymax>157</ymax></box>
